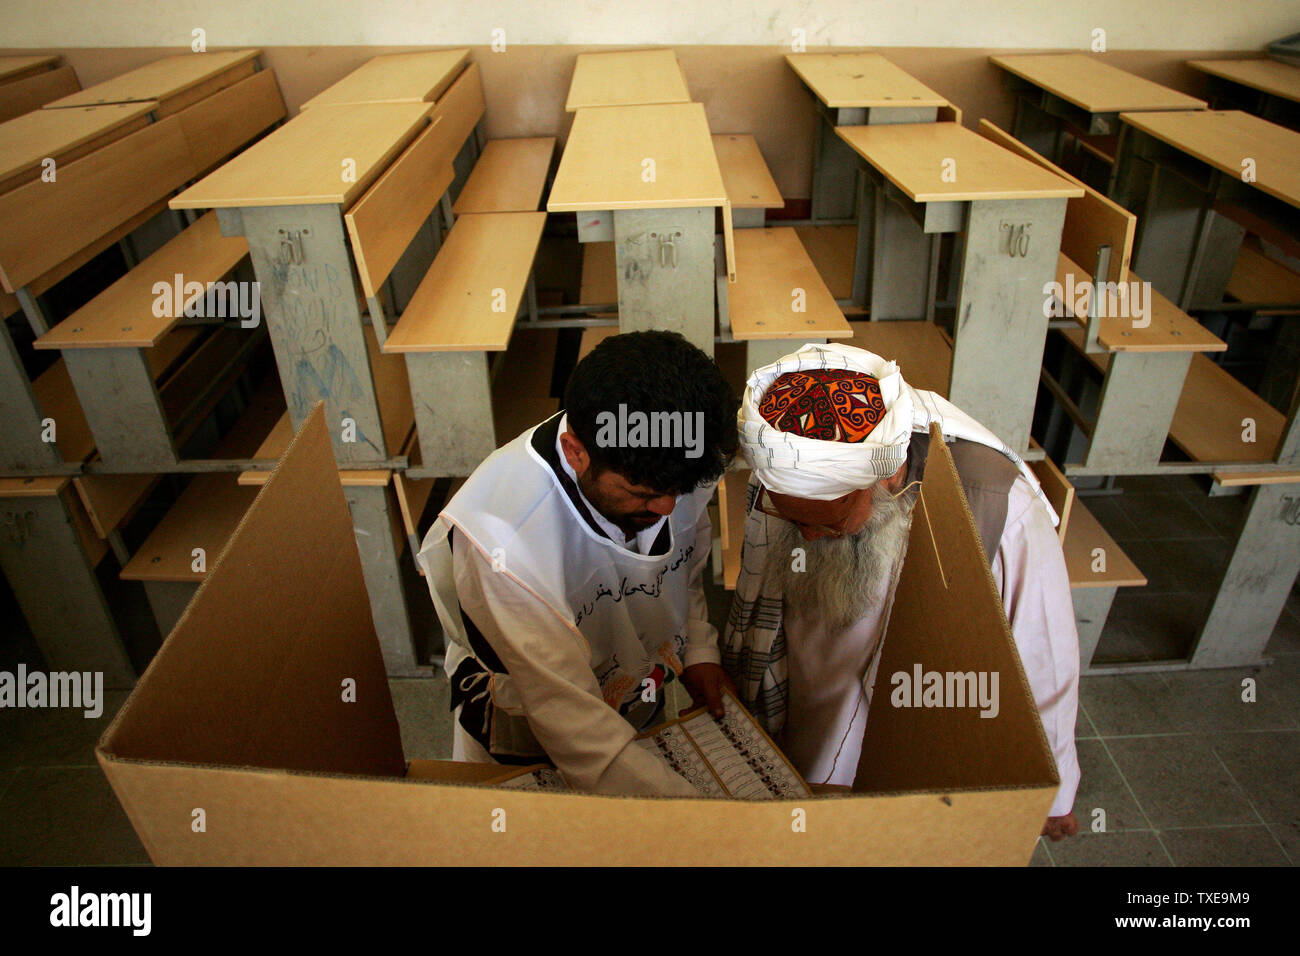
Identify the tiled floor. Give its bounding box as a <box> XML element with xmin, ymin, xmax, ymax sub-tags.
<box><xmin>1</xmin><ymin>476</ymin><xmax>1296</xmax><ymax>866</ymax></box>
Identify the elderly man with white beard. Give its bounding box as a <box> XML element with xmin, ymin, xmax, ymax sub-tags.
<box><xmin>722</xmin><ymin>343</ymin><xmax>1080</xmax><ymax>841</ymax></box>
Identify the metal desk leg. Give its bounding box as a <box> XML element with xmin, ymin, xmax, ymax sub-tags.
<box><xmin>62</xmin><ymin>347</ymin><xmax>176</xmax><ymax>471</ymax></box>
<box><xmin>1084</xmin><ymin>350</ymin><xmax>1193</xmax><ymax>470</ymax></box>
<box><xmin>864</xmin><ymin>182</ymin><xmax>934</xmax><ymax>319</ymax></box>
<box><xmin>345</xmin><ymin>483</ymin><xmax>420</xmax><ymax>676</ymax></box>
<box><xmin>142</xmin><ymin>580</ymin><xmax>197</xmax><ymax>639</ymax></box>
<box><xmin>1073</xmin><ymin>585</ymin><xmax>1117</xmax><ymax>671</ymax></box>
<box><xmin>947</xmin><ymin>196</ymin><xmax>1068</xmax><ymax>454</ymax></box>
<box><xmin>612</xmin><ymin>207</ymin><xmax>715</xmax><ymax>357</ymax></box>
<box><xmin>237</xmin><ymin>204</ymin><xmax>390</xmax><ymax>466</ymax></box>
<box><xmin>1189</xmin><ymin>482</ymin><xmax>1300</xmax><ymax>669</ymax></box>
<box><xmin>406</xmin><ymin>351</ymin><xmax>495</xmax><ymax>477</ymax></box>
<box><xmin>0</xmin><ymin>493</ymin><xmax>135</xmax><ymax>686</ymax></box>
<box><xmin>0</xmin><ymin>321</ymin><xmax>64</xmax><ymax>473</ymax></box>
<box><xmin>810</xmin><ymin>109</ymin><xmax>862</xmax><ymax>222</ymax></box>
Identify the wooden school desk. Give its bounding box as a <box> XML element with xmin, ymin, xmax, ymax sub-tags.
<box><xmin>785</xmin><ymin>53</ymin><xmax>951</xmax><ymax>223</ymax></box>
<box><xmin>565</xmin><ymin>49</ymin><xmax>690</xmax><ymax>111</ymax></box>
<box><xmin>990</xmin><ymin>53</ymin><xmax>1205</xmax><ymax>164</ymax></box>
<box><xmin>1110</xmin><ymin>109</ymin><xmax>1300</xmax><ymax>318</ymax></box>
<box><xmin>0</xmin><ymin>101</ymin><xmax>155</xmax><ymax>194</ymax></box>
<box><xmin>170</xmin><ymin>101</ymin><xmax>439</xmax><ymax>673</ymax></box>
<box><xmin>1188</xmin><ymin>57</ymin><xmax>1300</xmax><ymax>132</ymax></box>
<box><xmin>835</xmin><ymin>121</ymin><xmax>1082</xmax><ymax>455</ymax></box>
<box><xmin>548</xmin><ymin>102</ymin><xmax>728</xmax><ymax>355</ymax></box>
<box><xmin>300</xmin><ymin>49</ymin><xmax>470</xmax><ymax>108</ymax></box>
<box><xmin>0</xmin><ymin>54</ymin><xmax>77</xmax><ymax>123</ymax></box>
<box><xmin>45</xmin><ymin>49</ymin><xmax>262</xmax><ymax>116</ymax></box>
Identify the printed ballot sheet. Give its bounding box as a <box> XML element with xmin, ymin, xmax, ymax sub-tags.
<box><xmin>634</xmin><ymin>690</ymin><xmax>811</xmax><ymax>799</ymax></box>
<box><xmin>488</xmin><ymin>691</ymin><xmax>810</xmax><ymax>799</ymax></box>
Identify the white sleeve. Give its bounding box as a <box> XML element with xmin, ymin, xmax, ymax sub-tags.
<box><xmin>683</xmin><ymin>485</ymin><xmax>721</xmax><ymax>668</ymax></box>
<box><xmin>990</xmin><ymin>477</ymin><xmax>1081</xmax><ymax>818</ymax></box>
<box><xmin>453</xmin><ymin>531</ymin><xmax>701</xmax><ymax>797</ymax></box>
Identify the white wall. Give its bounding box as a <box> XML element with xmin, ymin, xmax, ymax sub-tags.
<box><xmin>1</xmin><ymin>0</ymin><xmax>1294</xmax><ymax>50</ymax></box>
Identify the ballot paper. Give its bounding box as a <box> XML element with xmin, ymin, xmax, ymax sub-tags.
<box><xmin>487</xmin><ymin>690</ymin><xmax>810</xmax><ymax>799</ymax></box>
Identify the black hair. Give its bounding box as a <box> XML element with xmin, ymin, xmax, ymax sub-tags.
<box><xmin>563</xmin><ymin>330</ymin><xmax>738</xmax><ymax>495</ymax></box>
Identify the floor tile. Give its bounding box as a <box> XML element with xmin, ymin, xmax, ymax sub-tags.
<box><xmin>1209</xmin><ymin>730</ymin><xmax>1300</xmax><ymax>824</ymax></box>
<box><xmin>1156</xmin><ymin>667</ymin><xmax>1298</xmax><ymax>733</ymax></box>
<box><xmin>0</xmin><ymin>766</ymin><xmax>149</xmax><ymax>866</ymax></box>
<box><xmin>1074</xmin><ymin>738</ymin><xmax>1150</xmax><ymax>831</ymax></box>
<box><xmin>1267</xmin><ymin>821</ymin><xmax>1299</xmax><ymax>865</ymax></box>
<box><xmin>1114</xmin><ymin>493</ymin><xmax>1219</xmax><ymax>540</ymax></box>
<box><xmin>1120</xmin><ymin>474</ymin><xmax>1206</xmax><ymax>497</ymax></box>
<box><xmin>1160</xmin><ymin>826</ymin><xmax>1291</xmax><ymax>866</ymax></box>
<box><xmin>1079</xmin><ymin>672</ymin><xmax>1181</xmax><ymax>735</ymax></box>
<box><xmin>1029</xmin><ymin>839</ymin><xmax>1053</xmax><ymax>867</ymax></box>
<box><xmin>389</xmin><ymin>677</ymin><xmax>451</xmax><ymax>762</ymax></box>
<box><xmin>1107</xmin><ymin>592</ymin><xmax>1209</xmax><ymax>661</ymax></box>
<box><xmin>0</xmin><ymin>689</ymin><xmax>131</xmax><ymax>770</ymax></box>
<box><xmin>1045</xmin><ymin>829</ymin><xmax>1170</xmax><ymax>866</ymax></box>
<box><xmin>1106</xmin><ymin>736</ymin><xmax>1258</xmax><ymax>828</ymax></box>
<box><xmin>1082</xmin><ymin>494</ymin><xmax>1141</xmax><ymax>542</ymax></box>
<box><xmin>1265</xmin><ymin>606</ymin><xmax>1300</xmax><ymax>657</ymax></box>
<box><xmin>1182</xmin><ymin>492</ymin><xmax>1246</xmax><ymax>539</ymax></box>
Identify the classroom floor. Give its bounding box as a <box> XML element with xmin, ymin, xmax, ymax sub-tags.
<box><xmin>0</xmin><ymin>476</ymin><xmax>1296</xmax><ymax>866</ymax></box>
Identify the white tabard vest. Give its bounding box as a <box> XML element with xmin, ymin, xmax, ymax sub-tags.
<box><xmin>417</xmin><ymin>412</ymin><xmax>713</xmax><ymax>759</ymax></box>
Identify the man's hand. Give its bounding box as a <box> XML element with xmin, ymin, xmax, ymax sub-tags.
<box><xmin>1041</xmin><ymin>812</ymin><xmax>1078</xmax><ymax>841</ymax></box>
<box><xmin>680</xmin><ymin>663</ymin><xmax>737</xmax><ymax>718</ymax></box>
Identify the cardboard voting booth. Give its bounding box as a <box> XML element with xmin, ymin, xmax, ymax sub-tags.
<box><xmin>97</xmin><ymin>405</ymin><xmax>1059</xmax><ymax>865</ymax></box>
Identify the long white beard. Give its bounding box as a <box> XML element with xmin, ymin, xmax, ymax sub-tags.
<box><xmin>764</xmin><ymin>488</ymin><xmax>916</xmax><ymax>634</ymax></box>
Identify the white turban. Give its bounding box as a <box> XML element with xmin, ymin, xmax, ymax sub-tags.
<box><xmin>738</xmin><ymin>343</ymin><xmax>1057</xmax><ymax>524</ymax></box>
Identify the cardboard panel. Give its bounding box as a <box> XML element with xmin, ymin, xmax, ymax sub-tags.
<box><xmin>98</xmin><ymin>403</ymin><xmax>405</xmax><ymax>778</ymax></box>
<box><xmin>98</xmin><ymin>759</ymin><xmax>1051</xmax><ymax>866</ymax></box>
<box><xmin>97</xmin><ymin>409</ymin><xmax>1057</xmax><ymax>867</ymax></box>
<box><xmin>856</xmin><ymin>425</ymin><xmax>1059</xmax><ymax>794</ymax></box>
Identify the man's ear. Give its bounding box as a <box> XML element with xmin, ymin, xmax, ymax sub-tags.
<box><xmin>559</xmin><ymin>428</ymin><xmax>590</xmax><ymax>478</ymax></box>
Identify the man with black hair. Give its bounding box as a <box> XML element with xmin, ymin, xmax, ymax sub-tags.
<box><xmin>417</xmin><ymin>331</ymin><xmax>739</xmax><ymax>796</ymax></box>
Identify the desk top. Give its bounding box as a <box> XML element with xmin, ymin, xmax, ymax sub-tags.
<box><xmin>171</xmin><ymin>101</ymin><xmax>432</xmax><ymax>209</ymax></box>
<box><xmin>565</xmin><ymin>49</ymin><xmax>690</xmax><ymax>111</ymax></box>
<box><xmin>45</xmin><ymin>50</ymin><xmax>260</xmax><ymax>108</ymax></box>
<box><xmin>835</xmin><ymin>122</ymin><xmax>1084</xmax><ymax>203</ymax></box>
<box><xmin>548</xmin><ymin>102</ymin><xmax>726</xmax><ymax>211</ymax></box>
<box><xmin>1188</xmin><ymin>57</ymin><xmax>1300</xmax><ymax>104</ymax></box>
<box><xmin>301</xmin><ymin>50</ymin><xmax>470</xmax><ymax>109</ymax></box>
<box><xmin>785</xmin><ymin>53</ymin><xmax>948</xmax><ymax>109</ymax></box>
<box><xmin>0</xmin><ymin>55</ymin><xmax>59</xmax><ymax>82</ymax></box>
<box><xmin>0</xmin><ymin>101</ymin><xmax>156</xmax><ymax>187</ymax></box>
<box><xmin>990</xmin><ymin>53</ymin><xmax>1206</xmax><ymax>114</ymax></box>
<box><xmin>1120</xmin><ymin>109</ymin><xmax>1300</xmax><ymax>210</ymax></box>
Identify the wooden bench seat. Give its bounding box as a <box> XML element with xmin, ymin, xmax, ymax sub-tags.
<box><xmin>1224</xmin><ymin>239</ymin><xmax>1300</xmax><ymax>311</ymax></box>
<box><xmin>1055</xmin><ymin>252</ymin><xmax>1226</xmax><ymax>353</ymax></box>
<box><xmin>578</xmin><ymin>241</ymin><xmax>618</xmax><ymax>315</ymax></box>
<box><xmin>385</xmin><ymin>211</ymin><xmax>547</xmax><ymax>352</ymax></box>
<box><xmin>792</xmin><ymin>225</ymin><xmax>856</xmax><ymax>301</ymax></box>
<box><xmin>451</xmin><ymin>137</ymin><xmax>555</xmax><ymax>214</ymax></box>
<box><xmin>1062</xmin><ymin>326</ymin><xmax>1287</xmax><ymax>465</ymax></box>
<box><xmin>32</xmin><ymin>212</ymin><xmax>249</xmax><ymax>351</ymax></box>
<box><xmin>724</xmin><ymin>227</ymin><xmax>850</xmax><ymax>370</ymax></box>
<box><xmin>712</xmin><ymin>134</ymin><xmax>782</xmax><ymax>225</ymax></box>
<box><xmin>847</xmin><ymin>319</ymin><xmax>953</xmax><ymax>396</ymax></box>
